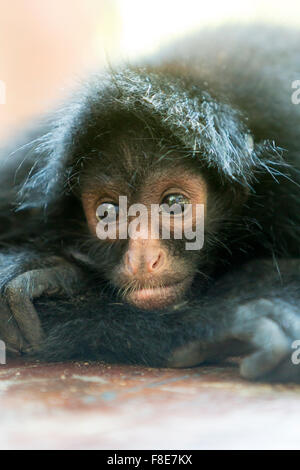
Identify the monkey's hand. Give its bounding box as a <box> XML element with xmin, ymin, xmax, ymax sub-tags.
<box><xmin>230</xmin><ymin>298</ymin><xmax>300</xmax><ymax>381</ymax></box>
<box><xmin>169</xmin><ymin>297</ymin><xmax>300</xmax><ymax>382</ymax></box>
<box><xmin>0</xmin><ymin>257</ymin><xmax>84</xmax><ymax>354</ymax></box>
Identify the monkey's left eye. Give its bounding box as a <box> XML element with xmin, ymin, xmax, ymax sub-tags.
<box><xmin>96</xmin><ymin>202</ymin><xmax>119</xmax><ymax>223</ymax></box>
<box><xmin>161</xmin><ymin>193</ymin><xmax>190</xmax><ymax>214</ymax></box>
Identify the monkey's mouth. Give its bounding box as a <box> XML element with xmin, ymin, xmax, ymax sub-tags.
<box><xmin>125</xmin><ymin>278</ymin><xmax>192</xmax><ymax>310</ymax></box>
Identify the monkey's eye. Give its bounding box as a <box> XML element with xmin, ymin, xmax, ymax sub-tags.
<box><xmin>96</xmin><ymin>202</ymin><xmax>119</xmax><ymax>223</ymax></box>
<box><xmin>161</xmin><ymin>193</ymin><xmax>190</xmax><ymax>214</ymax></box>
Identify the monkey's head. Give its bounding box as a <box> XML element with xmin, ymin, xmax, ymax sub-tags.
<box><xmin>76</xmin><ymin>120</ymin><xmax>245</xmax><ymax>310</ymax></box>
<box><xmin>19</xmin><ymin>68</ymin><xmax>275</xmax><ymax>309</ymax></box>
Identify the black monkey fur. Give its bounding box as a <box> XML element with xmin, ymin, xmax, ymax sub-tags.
<box><xmin>1</xmin><ymin>24</ymin><xmax>300</xmax><ymax>381</ymax></box>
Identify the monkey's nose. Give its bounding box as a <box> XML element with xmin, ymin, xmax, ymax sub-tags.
<box><xmin>125</xmin><ymin>248</ymin><xmax>165</xmax><ymax>275</ymax></box>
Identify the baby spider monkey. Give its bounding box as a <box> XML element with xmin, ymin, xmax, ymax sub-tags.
<box><xmin>1</xmin><ymin>24</ymin><xmax>300</xmax><ymax>381</ymax></box>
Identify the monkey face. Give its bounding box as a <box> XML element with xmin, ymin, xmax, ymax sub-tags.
<box><xmin>73</xmin><ymin>120</ymin><xmax>246</xmax><ymax>310</ymax></box>
<box><xmin>81</xmin><ymin>163</ymin><xmax>208</xmax><ymax>310</ymax></box>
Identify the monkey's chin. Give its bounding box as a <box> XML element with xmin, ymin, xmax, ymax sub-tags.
<box><xmin>126</xmin><ymin>281</ymin><xmax>190</xmax><ymax>310</ymax></box>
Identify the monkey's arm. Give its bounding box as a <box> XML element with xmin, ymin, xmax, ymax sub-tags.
<box><xmin>26</xmin><ymin>258</ymin><xmax>300</xmax><ymax>382</ymax></box>
<box><xmin>168</xmin><ymin>258</ymin><xmax>300</xmax><ymax>381</ymax></box>
<box><xmin>170</xmin><ymin>297</ymin><xmax>300</xmax><ymax>382</ymax></box>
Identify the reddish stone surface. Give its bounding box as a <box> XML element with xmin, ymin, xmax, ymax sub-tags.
<box><xmin>0</xmin><ymin>359</ymin><xmax>300</xmax><ymax>449</ymax></box>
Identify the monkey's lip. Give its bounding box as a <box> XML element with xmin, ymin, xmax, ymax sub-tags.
<box><xmin>127</xmin><ymin>279</ymin><xmax>191</xmax><ymax>310</ymax></box>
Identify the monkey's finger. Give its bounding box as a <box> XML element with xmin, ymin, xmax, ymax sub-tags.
<box><xmin>266</xmin><ymin>299</ymin><xmax>300</xmax><ymax>339</ymax></box>
<box><xmin>0</xmin><ymin>299</ymin><xmax>28</xmax><ymax>354</ymax></box>
<box><xmin>5</xmin><ymin>274</ymin><xmax>45</xmax><ymax>349</ymax></box>
<box><xmin>239</xmin><ymin>317</ymin><xmax>290</xmax><ymax>380</ymax></box>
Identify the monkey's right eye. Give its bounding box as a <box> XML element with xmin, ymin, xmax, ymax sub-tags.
<box><xmin>96</xmin><ymin>202</ymin><xmax>119</xmax><ymax>223</ymax></box>
<box><xmin>161</xmin><ymin>193</ymin><xmax>190</xmax><ymax>214</ymax></box>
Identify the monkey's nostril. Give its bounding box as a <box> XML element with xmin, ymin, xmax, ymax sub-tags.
<box><xmin>148</xmin><ymin>252</ymin><xmax>164</xmax><ymax>273</ymax></box>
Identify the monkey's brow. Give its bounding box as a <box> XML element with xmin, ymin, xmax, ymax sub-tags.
<box><xmin>86</xmin><ymin>173</ymin><xmax>134</xmax><ymax>194</ymax></box>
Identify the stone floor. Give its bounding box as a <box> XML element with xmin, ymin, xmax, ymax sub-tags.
<box><xmin>0</xmin><ymin>358</ymin><xmax>300</xmax><ymax>449</ymax></box>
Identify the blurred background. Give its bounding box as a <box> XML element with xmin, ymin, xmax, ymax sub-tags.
<box><xmin>0</xmin><ymin>0</ymin><xmax>300</xmax><ymax>139</ymax></box>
